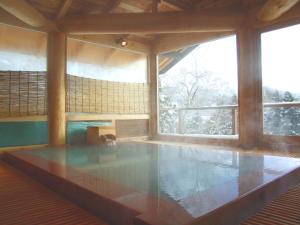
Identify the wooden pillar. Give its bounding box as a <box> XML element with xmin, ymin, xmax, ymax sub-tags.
<box><xmin>148</xmin><ymin>51</ymin><xmax>158</xmax><ymax>139</ymax></box>
<box><xmin>237</xmin><ymin>28</ymin><xmax>262</xmax><ymax>148</ymax></box>
<box><xmin>47</xmin><ymin>32</ymin><xmax>67</xmax><ymax>146</ymax></box>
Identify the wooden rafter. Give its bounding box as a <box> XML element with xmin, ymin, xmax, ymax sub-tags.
<box><xmin>152</xmin><ymin>0</ymin><xmax>160</xmax><ymax>12</ymax></box>
<box><xmin>163</xmin><ymin>0</ymin><xmax>192</xmax><ymax>10</ymax></box>
<box><xmin>58</xmin><ymin>10</ymin><xmax>243</xmax><ymax>34</ymax></box>
<box><xmin>56</xmin><ymin>0</ymin><xmax>73</xmax><ymax>20</ymax></box>
<box><xmin>257</xmin><ymin>0</ymin><xmax>300</xmax><ymax>21</ymax></box>
<box><xmin>103</xmin><ymin>0</ymin><xmax>122</xmax><ymax>12</ymax></box>
<box><xmin>0</xmin><ymin>0</ymin><xmax>55</xmax><ymax>30</ymax></box>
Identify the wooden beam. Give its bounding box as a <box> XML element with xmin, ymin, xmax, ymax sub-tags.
<box><xmin>69</xmin><ymin>34</ymin><xmax>150</xmax><ymax>54</ymax></box>
<box><xmin>248</xmin><ymin>2</ymin><xmax>300</xmax><ymax>29</ymax></box>
<box><xmin>0</xmin><ymin>8</ymin><xmax>41</xmax><ymax>31</ymax></box>
<box><xmin>56</xmin><ymin>0</ymin><xmax>72</xmax><ymax>20</ymax></box>
<box><xmin>159</xmin><ymin>0</ymin><xmax>181</xmax><ymax>11</ymax></box>
<box><xmin>163</xmin><ymin>0</ymin><xmax>192</xmax><ymax>10</ymax></box>
<box><xmin>104</xmin><ymin>0</ymin><xmax>122</xmax><ymax>12</ymax></box>
<box><xmin>148</xmin><ymin>52</ymin><xmax>158</xmax><ymax>138</ymax></box>
<box><xmin>0</xmin><ymin>0</ymin><xmax>55</xmax><ymax>30</ymax></box>
<box><xmin>152</xmin><ymin>0</ymin><xmax>160</xmax><ymax>12</ymax></box>
<box><xmin>153</xmin><ymin>32</ymin><xmax>233</xmax><ymax>53</ymax></box>
<box><xmin>67</xmin><ymin>113</ymin><xmax>149</xmax><ymax>121</ymax></box>
<box><xmin>57</xmin><ymin>10</ymin><xmax>244</xmax><ymax>34</ymax></box>
<box><xmin>257</xmin><ymin>0</ymin><xmax>299</xmax><ymax>22</ymax></box>
<box><xmin>47</xmin><ymin>32</ymin><xmax>67</xmax><ymax>146</ymax></box>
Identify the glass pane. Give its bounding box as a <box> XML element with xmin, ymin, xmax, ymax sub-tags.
<box><xmin>158</xmin><ymin>36</ymin><xmax>238</xmax><ymax>136</ymax></box>
<box><xmin>262</xmin><ymin>24</ymin><xmax>300</xmax><ymax>136</ymax></box>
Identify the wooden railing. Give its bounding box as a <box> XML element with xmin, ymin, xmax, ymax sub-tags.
<box><xmin>160</xmin><ymin>102</ymin><xmax>300</xmax><ymax>135</ymax></box>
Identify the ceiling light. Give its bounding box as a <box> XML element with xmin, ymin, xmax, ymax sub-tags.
<box><xmin>116</xmin><ymin>38</ymin><xmax>128</xmax><ymax>47</ymax></box>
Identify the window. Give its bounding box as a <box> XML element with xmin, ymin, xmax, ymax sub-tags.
<box><xmin>261</xmin><ymin>24</ymin><xmax>300</xmax><ymax>136</ymax></box>
<box><xmin>158</xmin><ymin>36</ymin><xmax>238</xmax><ymax>136</ymax></box>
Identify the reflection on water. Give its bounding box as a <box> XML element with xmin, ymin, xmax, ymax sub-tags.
<box><xmin>20</xmin><ymin>142</ymin><xmax>300</xmax><ymax>218</ymax></box>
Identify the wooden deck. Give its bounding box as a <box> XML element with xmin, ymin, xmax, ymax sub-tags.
<box><xmin>0</xmin><ymin>159</ymin><xmax>300</xmax><ymax>225</ymax></box>
<box><xmin>241</xmin><ymin>184</ymin><xmax>300</xmax><ymax>225</ymax></box>
<box><xmin>0</xmin><ymin>162</ymin><xmax>107</xmax><ymax>225</ymax></box>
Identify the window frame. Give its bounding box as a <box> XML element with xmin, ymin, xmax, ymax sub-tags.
<box><xmin>259</xmin><ymin>21</ymin><xmax>300</xmax><ymax>148</ymax></box>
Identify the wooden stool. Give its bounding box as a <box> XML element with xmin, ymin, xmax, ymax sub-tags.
<box><xmin>87</xmin><ymin>126</ymin><xmax>116</xmax><ymax>145</ymax></box>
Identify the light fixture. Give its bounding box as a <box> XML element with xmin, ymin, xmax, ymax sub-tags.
<box><xmin>116</xmin><ymin>37</ymin><xmax>128</xmax><ymax>47</ymax></box>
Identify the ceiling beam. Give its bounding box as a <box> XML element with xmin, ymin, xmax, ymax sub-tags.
<box><xmin>58</xmin><ymin>10</ymin><xmax>244</xmax><ymax>34</ymax></box>
<box><xmin>247</xmin><ymin>1</ymin><xmax>300</xmax><ymax>28</ymax></box>
<box><xmin>153</xmin><ymin>32</ymin><xmax>234</xmax><ymax>53</ymax></box>
<box><xmin>152</xmin><ymin>0</ymin><xmax>160</xmax><ymax>12</ymax></box>
<box><xmin>69</xmin><ymin>34</ymin><xmax>150</xmax><ymax>55</ymax></box>
<box><xmin>0</xmin><ymin>0</ymin><xmax>55</xmax><ymax>30</ymax></box>
<box><xmin>257</xmin><ymin>0</ymin><xmax>299</xmax><ymax>21</ymax></box>
<box><xmin>104</xmin><ymin>0</ymin><xmax>122</xmax><ymax>12</ymax></box>
<box><xmin>56</xmin><ymin>0</ymin><xmax>73</xmax><ymax>20</ymax></box>
<box><xmin>162</xmin><ymin>0</ymin><xmax>192</xmax><ymax>10</ymax></box>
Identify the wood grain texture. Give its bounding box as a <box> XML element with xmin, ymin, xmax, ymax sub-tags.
<box><xmin>47</xmin><ymin>32</ymin><xmax>67</xmax><ymax>146</ymax></box>
<box><xmin>57</xmin><ymin>10</ymin><xmax>244</xmax><ymax>34</ymax></box>
<box><xmin>257</xmin><ymin>0</ymin><xmax>300</xmax><ymax>22</ymax></box>
<box><xmin>0</xmin><ymin>0</ymin><xmax>55</xmax><ymax>30</ymax></box>
<box><xmin>242</xmin><ymin>184</ymin><xmax>300</xmax><ymax>225</ymax></box>
<box><xmin>0</xmin><ymin>162</ymin><xmax>107</xmax><ymax>225</ymax></box>
<box><xmin>148</xmin><ymin>52</ymin><xmax>158</xmax><ymax>139</ymax></box>
<box><xmin>237</xmin><ymin>27</ymin><xmax>262</xmax><ymax>148</ymax></box>
<box><xmin>116</xmin><ymin>119</ymin><xmax>149</xmax><ymax>137</ymax></box>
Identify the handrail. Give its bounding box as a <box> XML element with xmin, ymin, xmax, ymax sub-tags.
<box><xmin>263</xmin><ymin>102</ymin><xmax>300</xmax><ymax>108</ymax></box>
<box><xmin>160</xmin><ymin>105</ymin><xmax>237</xmax><ymax>111</ymax></box>
<box><xmin>160</xmin><ymin>102</ymin><xmax>300</xmax><ymax>111</ymax></box>
<box><xmin>159</xmin><ymin>102</ymin><xmax>300</xmax><ymax>135</ymax></box>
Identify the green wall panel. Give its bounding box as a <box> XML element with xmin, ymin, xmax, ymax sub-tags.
<box><xmin>0</xmin><ymin>120</ymin><xmax>112</xmax><ymax>148</ymax></box>
<box><xmin>0</xmin><ymin>121</ymin><xmax>48</xmax><ymax>147</ymax></box>
<box><xmin>67</xmin><ymin>121</ymin><xmax>111</xmax><ymax>145</ymax></box>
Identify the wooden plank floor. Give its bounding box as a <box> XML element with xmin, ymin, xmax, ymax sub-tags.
<box><xmin>241</xmin><ymin>184</ymin><xmax>300</xmax><ymax>225</ymax></box>
<box><xmin>0</xmin><ymin>162</ymin><xmax>107</xmax><ymax>225</ymax></box>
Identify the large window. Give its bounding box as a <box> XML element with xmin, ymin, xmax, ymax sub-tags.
<box><xmin>262</xmin><ymin>24</ymin><xmax>300</xmax><ymax>136</ymax></box>
<box><xmin>158</xmin><ymin>36</ymin><xmax>238</xmax><ymax>136</ymax></box>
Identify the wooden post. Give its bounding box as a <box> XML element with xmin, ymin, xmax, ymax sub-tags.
<box><xmin>232</xmin><ymin>108</ymin><xmax>236</xmax><ymax>135</ymax></box>
<box><xmin>177</xmin><ymin>109</ymin><xmax>184</xmax><ymax>134</ymax></box>
<box><xmin>47</xmin><ymin>32</ymin><xmax>67</xmax><ymax>146</ymax></box>
<box><xmin>237</xmin><ymin>28</ymin><xmax>262</xmax><ymax>148</ymax></box>
<box><xmin>149</xmin><ymin>51</ymin><xmax>158</xmax><ymax>139</ymax></box>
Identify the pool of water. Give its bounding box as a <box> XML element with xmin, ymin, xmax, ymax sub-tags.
<box><xmin>7</xmin><ymin>142</ymin><xmax>300</xmax><ymax>225</ymax></box>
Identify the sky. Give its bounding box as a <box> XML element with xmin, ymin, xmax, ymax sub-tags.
<box><xmin>261</xmin><ymin>24</ymin><xmax>300</xmax><ymax>93</ymax></box>
<box><xmin>161</xmin><ymin>23</ymin><xmax>300</xmax><ymax>94</ymax></box>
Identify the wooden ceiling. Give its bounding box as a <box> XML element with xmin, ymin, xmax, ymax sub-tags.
<box><xmin>26</xmin><ymin>0</ymin><xmax>266</xmax><ymax>18</ymax></box>
<box><xmin>0</xmin><ymin>0</ymin><xmax>299</xmax><ymax>51</ymax></box>
<box><xmin>22</xmin><ymin>0</ymin><xmax>266</xmax><ymax>44</ymax></box>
